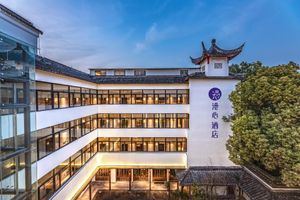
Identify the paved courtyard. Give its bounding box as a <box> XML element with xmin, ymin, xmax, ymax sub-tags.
<box><xmin>77</xmin><ymin>181</ymin><xmax>179</xmax><ymax>200</ymax></box>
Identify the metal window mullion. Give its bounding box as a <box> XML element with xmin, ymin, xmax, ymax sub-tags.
<box><xmin>51</xmin><ymin>83</ymin><xmax>54</xmax><ymax>109</ymax></box>
<box><xmin>24</xmin><ymin>80</ymin><xmax>32</xmax><ymax>193</ymax></box>
<box><xmin>68</xmin><ymin>86</ymin><xmax>70</xmax><ymax>107</ymax></box>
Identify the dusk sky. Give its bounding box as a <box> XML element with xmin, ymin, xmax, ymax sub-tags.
<box><xmin>1</xmin><ymin>0</ymin><xmax>300</xmax><ymax>72</ymax></box>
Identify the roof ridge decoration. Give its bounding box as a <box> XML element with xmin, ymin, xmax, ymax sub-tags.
<box><xmin>190</xmin><ymin>39</ymin><xmax>244</xmax><ymax>65</ymax></box>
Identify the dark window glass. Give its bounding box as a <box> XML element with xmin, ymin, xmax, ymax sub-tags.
<box><xmin>180</xmin><ymin>69</ymin><xmax>188</xmax><ymax>75</ymax></box>
<box><xmin>134</xmin><ymin>69</ymin><xmax>145</xmax><ymax>76</ymax></box>
<box><xmin>114</xmin><ymin>69</ymin><xmax>125</xmax><ymax>76</ymax></box>
<box><xmin>95</xmin><ymin>70</ymin><xmax>106</xmax><ymax>76</ymax></box>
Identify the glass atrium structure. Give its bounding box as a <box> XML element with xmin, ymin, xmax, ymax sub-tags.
<box><xmin>0</xmin><ymin>32</ymin><xmax>37</xmax><ymax>199</ymax></box>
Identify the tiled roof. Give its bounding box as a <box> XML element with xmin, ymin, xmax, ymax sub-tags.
<box><xmin>177</xmin><ymin>166</ymin><xmax>242</xmax><ymax>186</ymax></box>
<box><xmin>89</xmin><ymin>67</ymin><xmax>198</xmax><ymax>70</ymax></box>
<box><xmin>36</xmin><ymin>56</ymin><xmax>188</xmax><ymax>84</ymax></box>
<box><xmin>240</xmin><ymin>170</ymin><xmax>273</xmax><ymax>200</ymax></box>
<box><xmin>177</xmin><ymin>167</ymin><xmax>300</xmax><ymax>200</ymax></box>
<box><xmin>190</xmin><ymin>39</ymin><xmax>244</xmax><ymax>65</ymax></box>
<box><xmin>187</xmin><ymin>72</ymin><xmax>244</xmax><ymax>80</ymax></box>
<box><xmin>36</xmin><ymin>56</ymin><xmax>93</xmax><ymax>82</ymax></box>
<box><xmin>0</xmin><ymin>4</ymin><xmax>43</xmax><ymax>34</ymax></box>
<box><xmin>36</xmin><ymin>56</ymin><xmax>243</xmax><ymax>84</ymax></box>
<box><xmin>92</xmin><ymin>75</ymin><xmax>187</xmax><ymax>84</ymax></box>
<box><xmin>240</xmin><ymin>169</ymin><xmax>300</xmax><ymax>200</ymax></box>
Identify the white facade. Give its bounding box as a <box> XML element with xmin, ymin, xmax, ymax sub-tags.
<box><xmin>32</xmin><ymin>49</ymin><xmax>241</xmax><ymax>199</ymax></box>
<box><xmin>34</xmin><ymin>64</ymin><xmax>239</xmax><ymax>163</ymax></box>
<box><xmin>204</xmin><ymin>57</ymin><xmax>229</xmax><ymax>77</ymax></box>
<box><xmin>188</xmin><ymin>78</ymin><xmax>239</xmax><ymax>166</ymax></box>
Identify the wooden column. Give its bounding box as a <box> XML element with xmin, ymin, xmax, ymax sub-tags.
<box><xmin>89</xmin><ymin>181</ymin><xmax>92</xmax><ymax>200</ymax></box>
<box><xmin>167</xmin><ymin>169</ymin><xmax>170</xmax><ymax>182</ymax></box>
<box><xmin>108</xmin><ymin>170</ymin><xmax>111</xmax><ymax>191</ymax></box>
<box><xmin>210</xmin><ymin>186</ymin><xmax>213</xmax><ymax>200</ymax></box>
<box><xmin>148</xmin><ymin>169</ymin><xmax>151</xmax><ymax>191</ymax></box>
<box><xmin>129</xmin><ymin>169</ymin><xmax>131</xmax><ymax>191</ymax></box>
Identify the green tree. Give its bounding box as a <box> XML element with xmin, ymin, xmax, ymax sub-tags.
<box><xmin>226</xmin><ymin>62</ymin><xmax>300</xmax><ymax>187</ymax></box>
<box><xmin>229</xmin><ymin>61</ymin><xmax>263</xmax><ymax>76</ymax></box>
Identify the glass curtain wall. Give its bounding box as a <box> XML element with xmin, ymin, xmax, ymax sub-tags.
<box><xmin>0</xmin><ymin>32</ymin><xmax>37</xmax><ymax>199</ymax></box>
<box><xmin>35</xmin><ymin>113</ymin><xmax>188</xmax><ymax>160</ymax></box>
<box><xmin>36</xmin><ymin>85</ymin><xmax>189</xmax><ymax>111</ymax></box>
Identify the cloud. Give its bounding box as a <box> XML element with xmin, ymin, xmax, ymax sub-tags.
<box><xmin>0</xmin><ymin>0</ymin><xmax>136</xmax><ymax>71</ymax></box>
<box><xmin>134</xmin><ymin>23</ymin><xmax>176</xmax><ymax>52</ymax></box>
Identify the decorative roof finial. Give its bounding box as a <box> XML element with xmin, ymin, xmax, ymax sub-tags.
<box><xmin>211</xmin><ymin>38</ymin><xmax>216</xmax><ymax>46</ymax></box>
<box><xmin>201</xmin><ymin>41</ymin><xmax>207</xmax><ymax>53</ymax></box>
<box><xmin>190</xmin><ymin>38</ymin><xmax>244</xmax><ymax>65</ymax></box>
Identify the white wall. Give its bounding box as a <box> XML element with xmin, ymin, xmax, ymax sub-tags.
<box><xmin>99</xmin><ymin>129</ymin><xmax>187</xmax><ymax>138</ymax></box>
<box><xmin>37</xmin><ymin>129</ymin><xmax>98</xmax><ymax>179</ymax></box>
<box><xmin>37</xmin><ymin>128</ymin><xmax>187</xmax><ymax>179</ymax></box>
<box><xmin>36</xmin><ymin>105</ymin><xmax>98</xmax><ymax>130</ymax></box>
<box><xmin>98</xmin><ymin>152</ymin><xmax>187</xmax><ymax>168</ymax></box>
<box><xmin>98</xmin><ymin>104</ymin><xmax>188</xmax><ymax>114</ymax></box>
<box><xmin>36</xmin><ymin>104</ymin><xmax>187</xmax><ymax>130</ymax></box>
<box><xmin>187</xmin><ymin>79</ymin><xmax>239</xmax><ymax>166</ymax></box>
<box><xmin>97</xmin><ymin>83</ymin><xmax>188</xmax><ymax>90</ymax></box>
<box><xmin>50</xmin><ymin>154</ymin><xmax>98</xmax><ymax>200</ymax></box>
<box><xmin>36</xmin><ymin>70</ymin><xmax>97</xmax><ymax>89</ymax></box>
<box><xmin>205</xmin><ymin>58</ymin><xmax>229</xmax><ymax>77</ymax></box>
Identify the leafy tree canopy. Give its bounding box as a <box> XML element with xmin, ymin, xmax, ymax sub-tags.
<box><xmin>226</xmin><ymin>62</ymin><xmax>300</xmax><ymax>187</ymax></box>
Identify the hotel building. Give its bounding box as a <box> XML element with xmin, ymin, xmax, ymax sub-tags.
<box><xmin>1</xmin><ymin>4</ymin><xmax>299</xmax><ymax>200</ymax></box>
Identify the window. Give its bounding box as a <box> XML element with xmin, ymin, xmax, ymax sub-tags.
<box><xmin>114</xmin><ymin>69</ymin><xmax>125</xmax><ymax>76</ymax></box>
<box><xmin>36</xmin><ymin>82</ymin><xmax>53</xmax><ymax>111</ymax></box>
<box><xmin>81</xmin><ymin>88</ymin><xmax>91</xmax><ymax>105</ymax></box>
<box><xmin>38</xmin><ymin>140</ymin><xmax>97</xmax><ymax>199</ymax></box>
<box><xmin>36</xmin><ymin>84</ymin><xmax>189</xmax><ymax>110</ymax></box>
<box><xmin>155</xmin><ymin>138</ymin><xmax>165</xmax><ymax>151</ymax></box>
<box><xmin>70</xmin><ymin>86</ymin><xmax>81</xmax><ymax>107</ymax></box>
<box><xmin>132</xmin><ymin>138</ymin><xmax>143</xmax><ymax>151</ymax></box>
<box><xmin>134</xmin><ymin>69</ymin><xmax>146</xmax><ymax>76</ymax></box>
<box><xmin>214</xmin><ymin>63</ymin><xmax>223</xmax><ymax>69</ymax></box>
<box><xmin>201</xmin><ymin>65</ymin><xmax>205</xmax><ymax>72</ymax></box>
<box><xmin>180</xmin><ymin>69</ymin><xmax>188</xmax><ymax>76</ymax></box>
<box><xmin>95</xmin><ymin>70</ymin><xmax>106</xmax><ymax>76</ymax></box>
<box><xmin>53</xmin><ymin>84</ymin><xmax>69</xmax><ymax>108</ymax></box>
<box><xmin>120</xmin><ymin>138</ymin><xmax>131</xmax><ymax>151</ymax></box>
<box><xmin>98</xmin><ymin>138</ymin><xmax>109</xmax><ymax>152</ymax></box>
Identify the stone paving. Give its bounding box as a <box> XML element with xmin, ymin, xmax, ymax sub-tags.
<box><xmin>77</xmin><ymin>181</ymin><xmax>179</xmax><ymax>200</ymax></box>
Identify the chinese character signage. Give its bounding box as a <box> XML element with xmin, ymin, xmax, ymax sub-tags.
<box><xmin>208</xmin><ymin>88</ymin><xmax>222</xmax><ymax>138</ymax></box>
